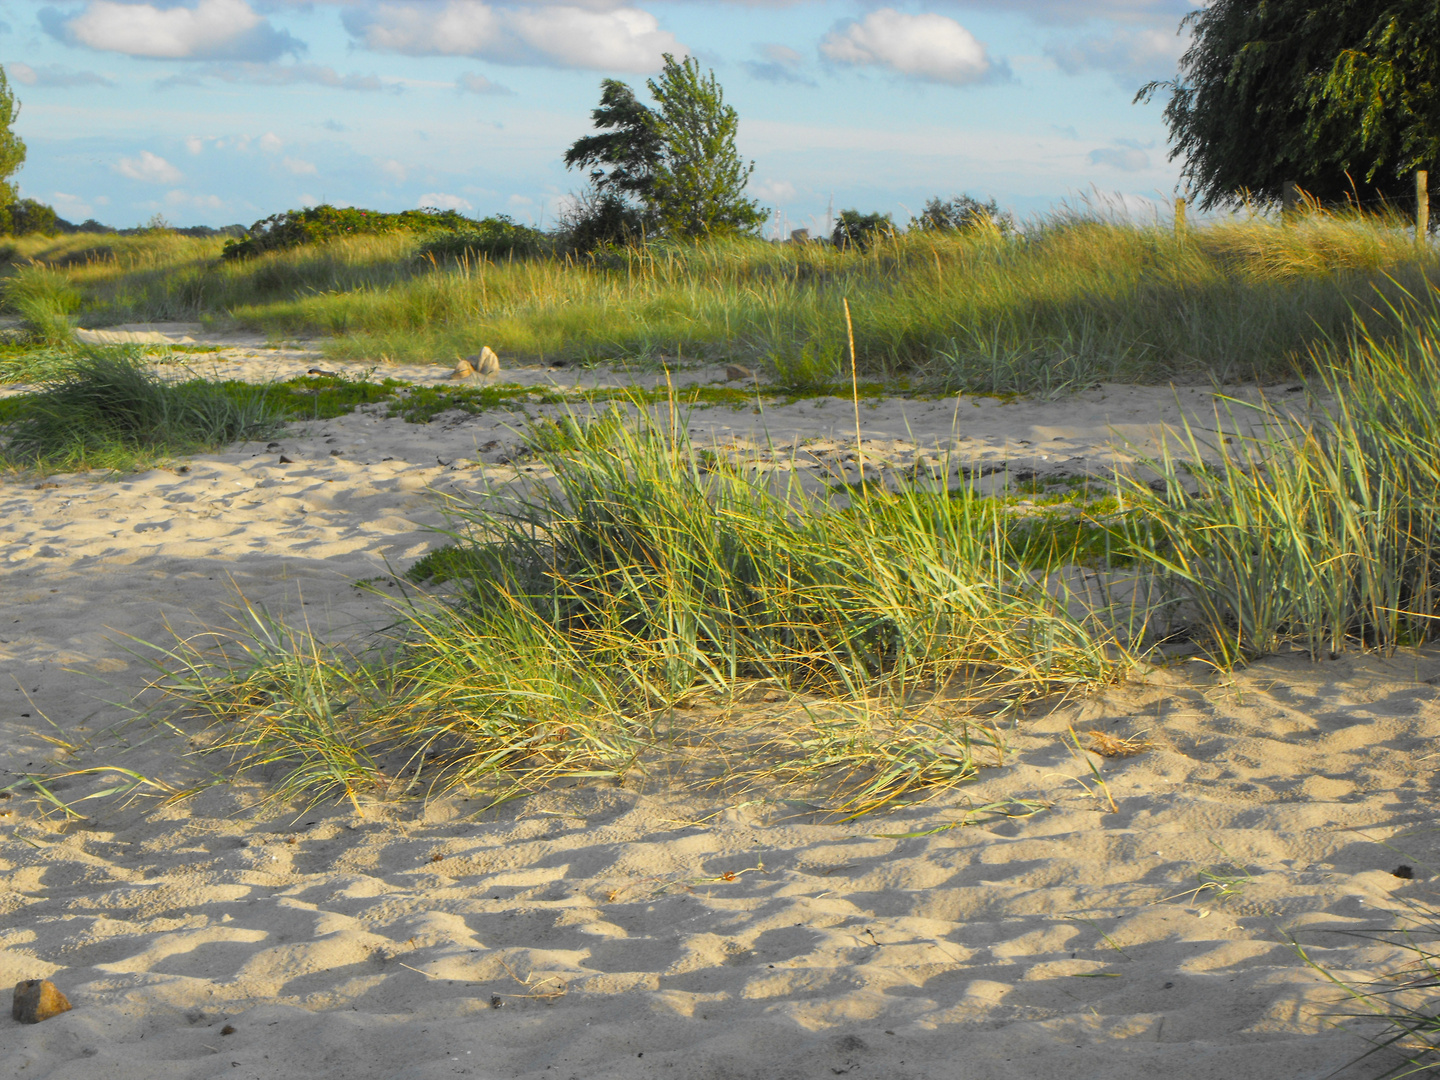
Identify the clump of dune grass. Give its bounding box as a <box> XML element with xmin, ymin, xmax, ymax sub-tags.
<box><xmin>0</xmin><ymin>349</ymin><xmax>287</xmax><ymax>473</ymax></box>
<box><xmin>161</xmin><ymin>402</ymin><xmax>1139</xmax><ymax>815</ymax></box>
<box><xmin>2</xmin><ymin>262</ymin><xmax>80</xmax><ymax>345</ymax></box>
<box><xmin>1125</xmin><ymin>288</ymin><xmax>1440</xmax><ymax>665</ymax></box>
<box><xmin>1295</xmin><ymin>900</ymin><xmax>1440</xmax><ymax>1079</ymax></box>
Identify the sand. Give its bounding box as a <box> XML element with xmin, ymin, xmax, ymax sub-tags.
<box><xmin>1</xmin><ymin>341</ymin><xmax>1431</xmax><ymax>1078</ymax></box>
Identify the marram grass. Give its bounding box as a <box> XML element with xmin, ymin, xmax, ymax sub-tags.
<box><xmin>162</xmin><ymin>404</ymin><xmax>1140</xmax><ymax>816</ymax></box>
<box><xmin>12</xmin><ymin>208</ymin><xmax>1440</xmax><ymax>389</ymax></box>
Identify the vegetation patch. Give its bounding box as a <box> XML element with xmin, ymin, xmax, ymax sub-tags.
<box><xmin>0</xmin><ymin>350</ymin><xmax>286</xmax><ymax>473</ymax></box>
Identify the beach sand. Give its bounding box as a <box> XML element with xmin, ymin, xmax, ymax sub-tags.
<box><xmin>1</xmin><ymin>350</ymin><xmax>1431</xmax><ymax>1078</ymax></box>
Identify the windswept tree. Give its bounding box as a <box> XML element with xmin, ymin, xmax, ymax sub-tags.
<box><xmin>0</xmin><ymin>66</ymin><xmax>26</xmax><ymax>211</ymax></box>
<box><xmin>1138</xmin><ymin>0</ymin><xmax>1440</xmax><ymax>209</ymax></box>
<box><xmin>563</xmin><ymin>54</ymin><xmax>766</xmax><ymax>244</ymax></box>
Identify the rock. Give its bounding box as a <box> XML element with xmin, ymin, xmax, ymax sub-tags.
<box><xmin>451</xmin><ymin>357</ymin><xmax>475</xmax><ymax>380</ymax></box>
<box><xmin>12</xmin><ymin>980</ymin><xmax>71</xmax><ymax>1023</ymax></box>
<box><xmin>724</xmin><ymin>365</ymin><xmax>755</xmax><ymax>382</ymax></box>
<box><xmin>473</xmin><ymin>346</ymin><xmax>501</xmax><ymax>378</ymax></box>
<box><xmin>278</xmin><ymin>455</ymin><xmax>294</xmax><ymax>464</ymax></box>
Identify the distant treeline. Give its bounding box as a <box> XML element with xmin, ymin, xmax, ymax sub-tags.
<box><xmin>1</xmin><ymin>197</ymin><xmax>244</xmax><ymax>238</ymax></box>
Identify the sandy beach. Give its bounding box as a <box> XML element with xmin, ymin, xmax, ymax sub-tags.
<box><xmin>2</xmin><ymin>346</ymin><xmax>1433</xmax><ymax>1079</ymax></box>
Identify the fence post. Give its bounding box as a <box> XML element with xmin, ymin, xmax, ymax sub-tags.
<box><xmin>1282</xmin><ymin>180</ymin><xmax>1300</xmax><ymax>222</ymax></box>
<box><xmin>1175</xmin><ymin>196</ymin><xmax>1187</xmax><ymax>239</ymax></box>
<box><xmin>1418</xmin><ymin>170</ymin><xmax>1430</xmax><ymax>243</ymax></box>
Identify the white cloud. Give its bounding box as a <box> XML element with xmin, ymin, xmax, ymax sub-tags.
<box><xmin>821</xmin><ymin>9</ymin><xmax>992</xmax><ymax>86</ymax></box>
<box><xmin>184</xmin><ymin>136</ymin><xmax>207</xmax><ymax>155</ymax></box>
<box><xmin>754</xmin><ymin>178</ymin><xmax>797</xmax><ymax>203</ymax></box>
<box><xmin>419</xmin><ymin>192</ymin><xmax>473</xmax><ymax>212</ymax></box>
<box><xmin>378</xmin><ymin>158</ymin><xmax>407</xmax><ymax>183</ymax></box>
<box><xmin>7</xmin><ymin>61</ymin><xmax>114</xmax><ymax>87</ymax></box>
<box><xmin>165</xmin><ymin>189</ymin><xmax>225</xmax><ymax>210</ymax></box>
<box><xmin>259</xmin><ymin>132</ymin><xmax>283</xmax><ymax>153</ymax></box>
<box><xmin>1088</xmin><ymin>146</ymin><xmax>1150</xmax><ymax>172</ymax></box>
<box><xmin>50</xmin><ymin>0</ymin><xmax>303</xmax><ymax>62</ymax></box>
<box><xmin>283</xmin><ymin>157</ymin><xmax>317</xmax><ymax>175</ymax></box>
<box><xmin>116</xmin><ymin>151</ymin><xmax>183</xmax><ymax>184</ymax></box>
<box><xmin>50</xmin><ymin>192</ymin><xmax>93</xmax><ymax>219</ymax></box>
<box><xmin>1047</xmin><ymin>25</ymin><xmax>1186</xmax><ymax>84</ymax></box>
<box><xmin>345</xmin><ymin>2</ymin><xmax>683</xmax><ymax>72</ymax></box>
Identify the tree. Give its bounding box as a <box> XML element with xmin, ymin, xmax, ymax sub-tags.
<box><xmin>1138</xmin><ymin>1</ymin><xmax>1440</xmax><ymax>210</ymax></box>
<box><xmin>909</xmin><ymin>194</ymin><xmax>1014</xmax><ymax>235</ymax></box>
<box><xmin>563</xmin><ymin>54</ymin><xmax>766</xmax><ymax>243</ymax></box>
<box><xmin>0</xmin><ymin>66</ymin><xmax>24</xmax><ymax>211</ymax></box>
<box><xmin>831</xmin><ymin>209</ymin><xmax>894</xmax><ymax>251</ymax></box>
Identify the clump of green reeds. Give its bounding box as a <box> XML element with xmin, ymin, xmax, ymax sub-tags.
<box><xmin>0</xmin><ymin>349</ymin><xmax>287</xmax><ymax>472</ymax></box>
<box><xmin>1126</xmin><ymin>288</ymin><xmax>1440</xmax><ymax>664</ymax></box>
<box><xmin>162</xmin><ymin>403</ymin><xmax>1137</xmax><ymax>815</ymax></box>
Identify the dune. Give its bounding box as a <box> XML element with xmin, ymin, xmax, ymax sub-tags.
<box><xmin>0</xmin><ymin>350</ymin><xmax>1425</xmax><ymax>1078</ymax></box>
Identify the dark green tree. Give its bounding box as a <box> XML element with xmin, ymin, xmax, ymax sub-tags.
<box><xmin>562</xmin><ymin>79</ymin><xmax>663</xmax><ymax>203</ymax></box>
<box><xmin>563</xmin><ymin>54</ymin><xmax>766</xmax><ymax>243</ymax></box>
<box><xmin>1138</xmin><ymin>0</ymin><xmax>1440</xmax><ymax>209</ymax></box>
<box><xmin>831</xmin><ymin>209</ymin><xmax>894</xmax><ymax>251</ymax></box>
<box><xmin>909</xmin><ymin>194</ymin><xmax>1014</xmax><ymax>235</ymax></box>
<box><xmin>0</xmin><ymin>66</ymin><xmax>25</xmax><ymax>211</ymax></box>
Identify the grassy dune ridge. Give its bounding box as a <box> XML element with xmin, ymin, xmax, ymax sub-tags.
<box><xmin>7</xmin><ymin>210</ymin><xmax>1440</xmax><ymax>389</ymax></box>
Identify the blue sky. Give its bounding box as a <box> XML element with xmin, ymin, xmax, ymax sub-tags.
<box><xmin>2</xmin><ymin>0</ymin><xmax>1197</xmax><ymax>232</ymax></box>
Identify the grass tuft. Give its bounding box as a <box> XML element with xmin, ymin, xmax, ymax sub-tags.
<box><xmin>0</xmin><ymin>349</ymin><xmax>287</xmax><ymax>473</ymax></box>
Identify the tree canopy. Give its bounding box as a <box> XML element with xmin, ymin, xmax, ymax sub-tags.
<box><xmin>563</xmin><ymin>54</ymin><xmax>766</xmax><ymax>243</ymax></box>
<box><xmin>0</xmin><ymin>67</ymin><xmax>25</xmax><ymax>210</ymax></box>
<box><xmin>1139</xmin><ymin>0</ymin><xmax>1440</xmax><ymax>209</ymax></box>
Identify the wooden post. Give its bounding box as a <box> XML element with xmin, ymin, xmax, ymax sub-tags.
<box><xmin>1282</xmin><ymin>180</ymin><xmax>1300</xmax><ymax>222</ymax></box>
<box><xmin>1174</xmin><ymin>196</ymin><xmax>1187</xmax><ymax>238</ymax></box>
<box><xmin>1418</xmin><ymin>170</ymin><xmax>1430</xmax><ymax>243</ymax></box>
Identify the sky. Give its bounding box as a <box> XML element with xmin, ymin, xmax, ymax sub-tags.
<box><xmin>1</xmin><ymin>0</ymin><xmax>1198</xmax><ymax>234</ymax></box>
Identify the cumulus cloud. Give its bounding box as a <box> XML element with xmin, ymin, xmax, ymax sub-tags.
<box><xmin>116</xmin><ymin>150</ymin><xmax>183</xmax><ymax>184</ymax></box>
<box><xmin>283</xmin><ymin>157</ymin><xmax>317</xmax><ymax>175</ymax></box>
<box><xmin>820</xmin><ymin>9</ymin><xmax>993</xmax><ymax>85</ymax></box>
<box><xmin>459</xmin><ymin>71</ymin><xmax>512</xmax><ymax>95</ymax></box>
<box><xmin>158</xmin><ymin>62</ymin><xmax>384</xmax><ymax>91</ymax></box>
<box><xmin>258</xmin><ymin>132</ymin><xmax>283</xmax><ymax>153</ymax></box>
<box><xmin>1046</xmin><ymin>25</ymin><xmax>1186</xmax><ymax>84</ymax></box>
<box><xmin>7</xmin><ymin>61</ymin><xmax>114</xmax><ymax>87</ymax></box>
<box><xmin>744</xmin><ymin>43</ymin><xmax>812</xmax><ymax>86</ymax></box>
<box><xmin>419</xmin><ymin>192</ymin><xmax>473</xmax><ymax>212</ymax></box>
<box><xmin>46</xmin><ymin>0</ymin><xmax>303</xmax><ymax>62</ymax></box>
<box><xmin>345</xmin><ymin>2</ymin><xmax>683</xmax><ymax>72</ymax></box>
<box><xmin>378</xmin><ymin>158</ymin><xmax>407</xmax><ymax>183</ymax></box>
<box><xmin>1088</xmin><ymin>146</ymin><xmax>1150</xmax><ymax>171</ymax></box>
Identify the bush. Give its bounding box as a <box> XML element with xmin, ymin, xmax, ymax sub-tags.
<box><xmin>832</xmin><ymin>208</ymin><xmax>895</xmax><ymax>251</ymax></box>
<box><xmin>416</xmin><ymin>215</ymin><xmax>549</xmax><ymax>262</ymax></box>
<box><xmin>222</xmin><ymin>204</ymin><xmax>477</xmax><ymax>260</ymax></box>
<box><xmin>558</xmin><ymin>188</ymin><xmax>649</xmax><ymax>254</ymax></box>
